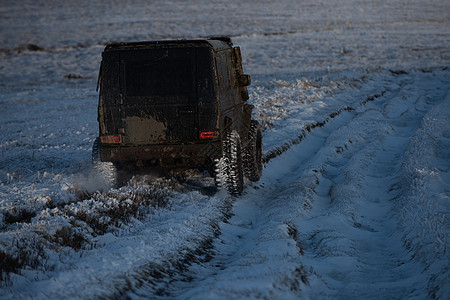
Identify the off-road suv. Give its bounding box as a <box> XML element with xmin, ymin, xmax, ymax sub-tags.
<box><xmin>94</xmin><ymin>37</ymin><xmax>262</xmax><ymax>195</ymax></box>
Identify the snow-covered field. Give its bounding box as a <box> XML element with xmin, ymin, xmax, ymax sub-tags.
<box><xmin>1</xmin><ymin>0</ymin><xmax>449</xmax><ymax>299</ymax></box>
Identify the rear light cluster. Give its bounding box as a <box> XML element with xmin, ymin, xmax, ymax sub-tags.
<box><xmin>199</xmin><ymin>131</ymin><xmax>219</xmax><ymax>139</ymax></box>
<box><xmin>100</xmin><ymin>135</ymin><xmax>122</xmax><ymax>144</ymax></box>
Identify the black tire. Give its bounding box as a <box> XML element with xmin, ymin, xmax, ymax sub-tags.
<box><xmin>216</xmin><ymin>130</ymin><xmax>244</xmax><ymax>196</ymax></box>
<box><xmin>244</xmin><ymin>120</ymin><xmax>263</xmax><ymax>182</ymax></box>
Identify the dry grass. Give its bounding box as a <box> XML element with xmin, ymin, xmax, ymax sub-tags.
<box><xmin>51</xmin><ymin>226</ymin><xmax>87</xmax><ymax>250</ymax></box>
<box><xmin>65</xmin><ymin>187</ymin><xmax>169</xmax><ymax>235</ymax></box>
<box><xmin>276</xmin><ymin>265</ymin><xmax>309</xmax><ymax>292</ymax></box>
<box><xmin>0</xmin><ymin>236</ymin><xmax>47</xmax><ymax>283</ymax></box>
<box><xmin>286</xmin><ymin>222</ymin><xmax>304</xmax><ymax>256</ymax></box>
<box><xmin>0</xmin><ymin>185</ymin><xmax>171</xmax><ymax>282</ymax></box>
<box><xmin>3</xmin><ymin>208</ymin><xmax>36</xmax><ymax>225</ymax></box>
<box><xmin>0</xmin><ymin>251</ymin><xmax>24</xmax><ymax>282</ymax></box>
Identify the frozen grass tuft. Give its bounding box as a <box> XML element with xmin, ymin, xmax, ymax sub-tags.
<box><xmin>0</xmin><ymin>251</ymin><xmax>25</xmax><ymax>282</ymax></box>
<box><xmin>0</xmin><ymin>234</ymin><xmax>47</xmax><ymax>284</ymax></box>
<box><xmin>51</xmin><ymin>226</ymin><xmax>87</xmax><ymax>250</ymax></box>
<box><xmin>64</xmin><ymin>186</ymin><xmax>170</xmax><ymax>235</ymax></box>
<box><xmin>0</xmin><ymin>182</ymin><xmax>171</xmax><ymax>283</ymax></box>
<box><xmin>3</xmin><ymin>208</ymin><xmax>36</xmax><ymax>226</ymax></box>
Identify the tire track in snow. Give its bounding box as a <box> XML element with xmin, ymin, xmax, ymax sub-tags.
<box><xmin>295</xmin><ymin>71</ymin><xmax>450</xmax><ymax>298</ymax></box>
<box><xmin>144</xmin><ymin>70</ymin><xmax>449</xmax><ymax>299</ymax></box>
<box><xmin>117</xmin><ymin>80</ymin><xmax>384</xmax><ymax>298</ymax></box>
<box><xmin>164</xmin><ymin>108</ymin><xmax>358</xmax><ymax>299</ymax></box>
<box><xmin>131</xmin><ymin>80</ymin><xmax>397</xmax><ymax>298</ymax></box>
<box><xmin>104</xmin><ymin>70</ymin><xmax>449</xmax><ymax>299</ymax></box>
<box><xmin>262</xmin><ymin>90</ymin><xmax>387</xmax><ymax>164</ymax></box>
<box><xmin>84</xmin><ymin>74</ymin><xmax>391</xmax><ymax>298</ymax></box>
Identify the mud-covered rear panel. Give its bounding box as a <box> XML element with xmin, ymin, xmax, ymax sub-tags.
<box><xmin>99</xmin><ymin>44</ymin><xmax>219</xmax><ymax>146</ymax></box>
<box><xmin>120</xmin><ymin>47</ymin><xmax>197</xmax><ymax>144</ymax></box>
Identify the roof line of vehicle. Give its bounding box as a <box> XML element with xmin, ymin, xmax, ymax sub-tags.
<box><xmin>104</xmin><ymin>37</ymin><xmax>233</xmax><ymax>51</ymax></box>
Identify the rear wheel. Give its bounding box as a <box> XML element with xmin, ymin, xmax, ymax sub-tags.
<box><xmin>244</xmin><ymin>120</ymin><xmax>263</xmax><ymax>182</ymax></box>
<box><xmin>215</xmin><ymin>130</ymin><xmax>244</xmax><ymax>196</ymax></box>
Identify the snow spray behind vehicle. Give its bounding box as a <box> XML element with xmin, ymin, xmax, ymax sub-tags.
<box><xmin>94</xmin><ymin>37</ymin><xmax>262</xmax><ymax>195</ymax></box>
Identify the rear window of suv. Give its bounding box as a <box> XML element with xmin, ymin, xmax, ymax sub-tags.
<box><xmin>125</xmin><ymin>58</ymin><xmax>191</xmax><ymax>97</ymax></box>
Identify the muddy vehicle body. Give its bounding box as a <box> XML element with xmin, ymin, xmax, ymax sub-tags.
<box><xmin>94</xmin><ymin>37</ymin><xmax>262</xmax><ymax>195</ymax></box>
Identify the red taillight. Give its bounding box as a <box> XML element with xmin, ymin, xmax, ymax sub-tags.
<box><xmin>100</xmin><ymin>135</ymin><xmax>122</xmax><ymax>144</ymax></box>
<box><xmin>199</xmin><ymin>131</ymin><xmax>218</xmax><ymax>139</ymax></box>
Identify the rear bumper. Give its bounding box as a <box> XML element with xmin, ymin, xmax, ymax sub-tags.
<box><xmin>100</xmin><ymin>142</ymin><xmax>222</xmax><ymax>168</ymax></box>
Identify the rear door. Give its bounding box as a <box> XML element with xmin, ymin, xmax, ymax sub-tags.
<box><xmin>119</xmin><ymin>47</ymin><xmax>198</xmax><ymax>145</ymax></box>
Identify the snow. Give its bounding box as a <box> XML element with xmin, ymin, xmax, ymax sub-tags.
<box><xmin>1</xmin><ymin>0</ymin><xmax>449</xmax><ymax>299</ymax></box>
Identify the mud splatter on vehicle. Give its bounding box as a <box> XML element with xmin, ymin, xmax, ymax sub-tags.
<box><xmin>95</xmin><ymin>37</ymin><xmax>262</xmax><ymax>195</ymax></box>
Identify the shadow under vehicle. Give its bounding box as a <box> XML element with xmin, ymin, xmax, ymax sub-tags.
<box><xmin>93</xmin><ymin>37</ymin><xmax>262</xmax><ymax>195</ymax></box>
